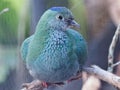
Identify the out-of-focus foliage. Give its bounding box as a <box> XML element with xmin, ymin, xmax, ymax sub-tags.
<box><xmin>0</xmin><ymin>0</ymin><xmax>24</xmax><ymax>45</ymax></box>
<box><xmin>0</xmin><ymin>46</ymin><xmax>17</xmax><ymax>83</ymax></box>
<box><xmin>0</xmin><ymin>0</ymin><xmax>24</xmax><ymax>83</ymax></box>
<box><xmin>45</xmin><ymin>0</ymin><xmax>69</xmax><ymax>9</ymax></box>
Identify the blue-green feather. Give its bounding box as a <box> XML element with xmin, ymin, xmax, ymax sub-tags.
<box><xmin>67</xmin><ymin>29</ymin><xmax>87</xmax><ymax>66</ymax></box>
<box><xmin>21</xmin><ymin>35</ymin><xmax>34</xmax><ymax>62</ymax></box>
<box><xmin>50</xmin><ymin>7</ymin><xmax>66</xmax><ymax>12</ymax></box>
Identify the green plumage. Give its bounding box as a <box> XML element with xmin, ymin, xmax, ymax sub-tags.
<box><xmin>21</xmin><ymin>7</ymin><xmax>87</xmax><ymax>83</ymax></box>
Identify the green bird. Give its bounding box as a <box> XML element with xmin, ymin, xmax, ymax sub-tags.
<box><xmin>21</xmin><ymin>7</ymin><xmax>87</xmax><ymax>86</ymax></box>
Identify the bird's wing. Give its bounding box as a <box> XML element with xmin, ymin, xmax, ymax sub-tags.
<box><xmin>21</xmin><ymin>35</ymin><xmax>34</xmax><ymax>62</ymax></box>
<box><xmin>67</xmin><ymin>29</ymin><xmax>87</xmax><ymax>66</ymax></box>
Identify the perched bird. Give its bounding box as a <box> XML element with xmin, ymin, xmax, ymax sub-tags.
<box><xmin>21</xmin><ymin>7</ymin><xmax>87</xmax><ymax>87</ymax></box>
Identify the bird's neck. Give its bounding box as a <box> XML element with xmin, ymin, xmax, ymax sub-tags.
<box><xmin>35</xmin><ymin>19</ymin><xmax>68</xmax><ymax>41</ymax></box>
<box><xmin>48</xmin><ymin>30</ymin><xmax>68</xmax><ymax>44</ymax></box>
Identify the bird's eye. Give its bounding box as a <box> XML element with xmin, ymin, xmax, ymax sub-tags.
<box><xmin>56</xmin><ymin>15</ymin><xmax>64</xmax><ymax>20</ymax></box>
<box><xmin>58</xmin><ymin>15</ymin><xmax>63</xmax><ymax>20</ymax></box>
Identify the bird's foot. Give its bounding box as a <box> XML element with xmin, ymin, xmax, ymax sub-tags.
<box><xmin>22</xmin><ymin>80</ymin><xmax>65</xmax><ymax>90</ymax></box>
<box><xmin>21</xmin><ymin>73</ymin><xmax>82</xmax><ymax>90</ymax></box>
<box><xmin>41</xmin><ymin>82</ymin><xmax>50</xmax><ymax>88</ymax></box>
<box><xmin>22</xmin><ymin>80</ymin><xmax>44</xmax><ymax>90</ymax></box>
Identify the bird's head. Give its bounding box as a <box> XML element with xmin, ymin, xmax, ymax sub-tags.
<box><xmin>39</xmin><ymin>7</ymin><xmax>80</xmax><ymax>31</ymax></box>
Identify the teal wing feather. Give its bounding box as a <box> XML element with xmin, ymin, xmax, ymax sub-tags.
<box><xmin>67</xmin><ymin>29</ymin><xmax>87</xmax><ymax>66</ymax></box>
<box><xmin>21</xmin><ymin>35</ymin><xmax>34</xmax><ymax>62</ymax></box>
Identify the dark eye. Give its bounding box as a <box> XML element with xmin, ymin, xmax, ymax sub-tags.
<box><xmin>58</xmin><ymin>15</ymin><xmax>63</xmax><ymax>20</ymax></box>
<box><xmin>56</xmin><ymin>14</ymin><xmax>64</xmax><ymax>20</ymax></box>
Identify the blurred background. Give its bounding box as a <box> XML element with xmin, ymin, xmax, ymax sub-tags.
<box><xmin>0</xmin><ymin>0</ymin><xmax>120</xmax><ymax>90</ymax></box>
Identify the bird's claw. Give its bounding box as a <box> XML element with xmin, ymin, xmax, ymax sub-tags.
<box><xmin>22</xmin><ymin>80</ymin><xmax>44</xmax><ymax>90</ymax></box>
<box><xmin>41</xmin><ymin>82</ymin><xmax>49</xmax><ymax>88</ymax></box>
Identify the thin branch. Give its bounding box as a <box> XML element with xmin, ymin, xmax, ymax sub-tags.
<box><xmin>82</xmin><ymin>74</ymin><xmax>101</xmax><ymax>90</ymax></box>
<box><xmin>108</xmin><ymin>24</ymin><xmax>120</xmax><ymax>72</ymax></box>
<box><xmin>111</xmin><ymin>61</ymin><xmax>120</xmax><ymax>68</ymax></box>
<box><xmin>84</xmin><ymin>65</ymin><xmax>120</xmax><ymax>89</ymax></box>
<box><xmin>0</xmin><ymin>8</ymin><xmax>9</xmax><ymax>15</ymax></box>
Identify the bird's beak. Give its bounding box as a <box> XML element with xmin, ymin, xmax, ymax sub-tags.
<box><xmin>68</xmin><ymin>20</ymin><xmax>80</xmax><ymax>28</ymax></box>
<box><xmin>71</xmin><ymin>20</ymin><xmax>80</xmax><ymax>28</ymax></box>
